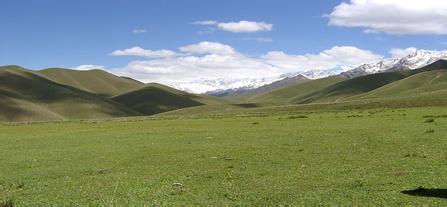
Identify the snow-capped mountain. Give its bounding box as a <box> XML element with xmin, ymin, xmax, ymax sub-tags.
<box><xmin>300</xmin><ymin>67</ymin><xmax>351</xmax><ymax>79</ymax></box>
<box><xmin>206</xmin><ymin>74</ymin><xmax>309</xmax><ymax>97</ymax></box>
<box><xmin>179</xmin><ymin>49</ymin><xmax>447</xmax><ymax>94</ymax></box>
<box><xmin>172</xmin><ymin>76</ymin><xmax>284</xmax><ymax>94</ymax></box>
<box><xmin>341</xmin><ymin>50</ymin><xmax>447</xmax><ymax>78</ymax></box>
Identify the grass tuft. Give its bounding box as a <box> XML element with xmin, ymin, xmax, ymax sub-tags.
<box><xmin>0</xmin><ymin>198</ymin><xmax>14</xmax><ymax>207</ymax></box>
<box><xmin>287</xmin><ymin>115</ymin><xmax>308</xmax><ymax>119</ymax></box>
<box><xmin>424</xmin><ymin>118</ymin><xmax>435</xmax><ymax>123</ymax></box>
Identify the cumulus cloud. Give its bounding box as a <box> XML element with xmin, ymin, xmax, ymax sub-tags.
<box><xmin>111</xmin><ymin>47</ymin><xmax>177</xmax><ymax>58</ymax></box>
<box><xmin>262</xmin><ymin>46</ymin><xmax>382</xmax><ymax>71</ymax></box>
<box><xmin>192</xmin><ymin>20</ymin><xmax>218</xmax><ymax>26</ymax></box>
<box><xmin>72</xmin><ymin>65</ymin><xmax>105</xmax><ymax>70</ymax></box>
<box><xmin>179</xmin><ymin>41</ymin><xmax>236</xmax><ymax>55</ymax></box>
<box><xmin>110</xmin><ymin>42</ymin><xmax>382</xmax><ymax>93</ymax></box>
<box><xmin>242</xmin><ymin>37</ymin><xmax>274</xmax><ymax>43</ymax></box>
<box><xmin>389</xmin><ymin>47</ymin><xmax>418</xmax><ymax>58</ymax></box>
<box><xmin>328</xmin><ymin>0</ymin><xmax>447</xmax><ymax>35</ymax></box>
<box><xmin>132</xmin><ymin>29</ymin><xmax>147</xmax><ymax>34</ymax></box>
<box><xmin>194</xmin><ymin>20</ymin><xmax>273</xmax><ymax>33</ymax></box>
<box><xmin>217</xmin><ymin>21</ymin><xmax>272</xmax><ymax>33</ymax></box>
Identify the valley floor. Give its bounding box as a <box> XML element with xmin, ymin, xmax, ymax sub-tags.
<box><xmin>1</xmin><ymin>107</ymin><xmax>447</xmax><ymax>205</ymax></box>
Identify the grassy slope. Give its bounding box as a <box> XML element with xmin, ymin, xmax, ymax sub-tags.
<box><xmin>292</xmin><ymin>60</ymin><xmax>447</xmax><ymax>104</ymax></box>
<box><xmin>246</xmin><ymin>60</ymin><xmax>447</xmax><ymax>106</ymax></box>
<box><xmin>162</xmin><ymin>61</ymin><xmax>447</xmax><ymax>117</ymax></box>
<box><xmin>349</xmin><ymin>70</ymin><xmax>447</xmax><ymax>100</ymax></box>
<box><xmin>245</xmin><ymin>76</ymin><xmax>347</xmax><ymax>104</ymax></box>
<box><xmin>294</xmin><ymin>72</ymin><xmax>409</xmax><ymax>104</ymax></box>
<box><xmin>38</xmin><ymin>68</ymin><xmax>144</xmax><ymax>97</ymax></box>
<box><xmin>219</xmin><ymin>75</ymin><xmax>310</xmax><ymax>102</ymax></box>
<box><xmin>0</xmin><ymin>66</ymin><xmax>138</xmax><ymax>122</ymax></box>
<box><xmin>112</xmin><ymin>83</ymin><xmax>225</xmax><ymax>115</ymax></box>
<box><xmin>1</xmin><ymin>107</ymin><xmax>446</xmax><ymax>206</ymax></box>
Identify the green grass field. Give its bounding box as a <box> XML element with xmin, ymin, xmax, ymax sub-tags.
<box><xmin>1</xmin><ymin>107</ymin><xmax>446</xmax><ymax>206</ymax></box>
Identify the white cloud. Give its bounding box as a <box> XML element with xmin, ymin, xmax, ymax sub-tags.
<box><xmin>194</xmin><ymin>20</ymin><xmax>273</xmax><ymax>33</ymax></box>
<box><xmin>110</xmin><ymin>42</ymin><xmax>383</xmax><ymax>93</ymax></box>
<box><xmin>389</xmin><ymin>47</ymin><xmax>418</xmax><ymax>58</ymax></box>
<box><xmin>132</xmin><ymin>29</ymin><xmax>147</xmax><ymax>34</ymax></box>
<box><xmin>179</xmin><ymin>41</ymin><xmax>236</xmax><ymax>55</ymax></box>
<box><xmin>111</xmin><ymin>47</ymin><xmax>177</xmax><ymax>58</ymax></box>
<box><xmin>328</xmin><ymin>0</ymin><xmax>447</xmax><ymax>35</ymax></box>
<box><xmin>192</xmin><ymin>20</ymin><xmax>218</xmax><ymax>26</ymax></box>
<box><xmin>217</xmin><ymin>21</ymin><xmax>273</xmax><ymax>33</ymax></box>
<box><xmin>242</xmin><ymin>37</ymin><xmax>274</xmax><ymax>43</ymax></box>
<box><xmin>72</xmin><ymin>65</ymin><xmax>105</xmax><ymax>70</ymax></box>
<box><xmin>262</xmin><ymin>46</ymin><xmax>382</xmax><ymax>71</ymax></box>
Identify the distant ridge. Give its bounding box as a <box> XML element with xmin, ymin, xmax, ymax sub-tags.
<box><xmin>207</xmin><ymin>74</ymin><xmax>309</xmax><ymax>100</ymax></box>
<box><xmin>241</xmin><ymin>60</ymin><xmax>447</xmax><ymax>105</ymax></box>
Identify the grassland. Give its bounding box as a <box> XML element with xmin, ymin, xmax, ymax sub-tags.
<box><xmin>1</xmin><ymin>107</ymin><xmax>446</xmax><ymax>206</ymax></box>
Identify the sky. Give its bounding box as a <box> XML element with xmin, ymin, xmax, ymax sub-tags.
<box><xmin>1</xmin><ymin>0</ymin><xmax>447</xmax><ymax>92</ymax></box>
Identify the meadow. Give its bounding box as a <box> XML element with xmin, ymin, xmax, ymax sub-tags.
<box><xmin>1</xmin><ymin>106</ymin><xmax>446</xmax><ymax>206</ymax></box>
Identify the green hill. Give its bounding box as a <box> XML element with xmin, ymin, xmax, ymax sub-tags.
<box><xmin>248</xmin><ymin>60</ymin><xmax>447</xmax><ymax>105</ymax></box>
<box><xmin>293</xmin><ymin>60</ymin><xmax>447</xmax><ymax>104</ymax></box>
<box><xmin>348</xmin><ymin>70</ymin><xmax>447</xmax><ymax>100</ymax></box>
<box><xmin>112</xmin><ymin>83</ymin><xmax>224</xmax><ymax>115</ymax></box>
<box><xmin>209</xmin><ymin>75</ymin><xmax>309</xmax><ymax>102</ymax></box>
<box><xmin>38</xmin><ymin>68</ymin><xmax>144</xmax><ymax>97</ymax></box>
<box><xmin>247</xmin><ymin>76</ymin><xmax>347</xmax><ymax>104</ymax></box>
<box><xmin>0</xmin><ymin>66</ymin><xmax>139</xmax><ymax>122</ymax></box>
<box><xmin>3</xmin><ymin>60</ymin><xmax>447</xmax><ymax>122</ymax></box>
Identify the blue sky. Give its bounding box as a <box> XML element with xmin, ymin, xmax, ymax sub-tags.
<box><xmin>1</xmin><ymin>0</ymin><xmax>447</xmax><ymax>92</ymax></box>
<box><xmin>1</xmin><ymin>0</ymin><xmax>445</xmax><ymax>69</ymax></box>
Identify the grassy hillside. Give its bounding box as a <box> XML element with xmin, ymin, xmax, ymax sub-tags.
<box><xmin>112</xmin><ymin>83</ymin><xmax>224</xmax><ymax>115</ymax></box>
<box><xmin>210</xmin><ymin>75</ymin><xmax>309</xmax><ymax>102</ymax></box>
<box><xmin>246</xmin><ymin>60</ymin><xmax>447</xmax><ymax>106</ymax></box>
<box><xmin>0</xmin><ymin>66</ymin><xmax>138</xmax><ymax>122</ymax></box>
<box><xmin>247</xmin><ymin>76</ymin><xmax>347</xmax><ymax>104</ymax></box>
<box><xmin>349</xmin><ymin>70</ymin><xmax>447</xmax><ymax>100</ymax></box>
<box><xmin>38</xmin><ymin>68</ymin><xmax>144</xmax><ymax>97</ymax></box>
<box><xmin>292</xmin><ymin>60</ymin><xmax>447</xmax><ymax>104</ymax></box>
<box><xmin>293</xmin><ymin>72</ymin><xmax>409</xmax><ymax>104</ymax></box>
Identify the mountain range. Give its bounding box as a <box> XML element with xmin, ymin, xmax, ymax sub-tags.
<box><xmin>1</xmin><ymin>49</ymin><xmax>447</xmax><ymax>122</ymax></box>
<box><xmin>206</xmin><ymin>49</ymin><xmax>447</xmax><ymax>95</ymax></box>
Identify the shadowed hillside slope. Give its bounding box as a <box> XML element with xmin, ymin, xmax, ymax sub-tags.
<box><xmin>112</xmin><ymin>83</ymin><xmax>224</xmax><ymax>115</ymax></box>
<box><xmin>292</xmin><ymin>60</ymin><xmax>447</xmax><ymax>104</ymax></box>
<box><xmin>208</xmin><ymin>75</ymin><xmax>310</xmax><ymax>102</ymax></box>
<box><xmin>348</xmin><ymin>70</ymin><xmax>447</xmax><ymax>101</ymax></box>
<box><xmin>246</xmin><ymin>60</ymin><xmax>447</xmax><ymax>105</ymax></box>
<box><xmin>38</xmin><ymin>68</ymin><xmax>144</xmax><ymax>97</ymax></box>
<box><xmin>246</xmin><ymin>76</ymin><xmax>347</xmax><ymax>104</ymax></box>
<box><xmin>0</xmin><ymin>66</ymin><xmax>139</xmax><ymax>122</ymax></box>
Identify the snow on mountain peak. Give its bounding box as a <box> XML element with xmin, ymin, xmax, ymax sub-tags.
<box><xmin>341</xmin><ymin>49</ymin><xmax>447</xmax><ymax>78</ymax></box>
<box><xmin>176</xmin><ymin>49</ymin><xmax>447</xmax><ymax>94</ymax></box>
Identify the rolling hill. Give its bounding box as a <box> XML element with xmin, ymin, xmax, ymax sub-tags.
<box><xmin>0</xmin><ymin>66</ymin><xmax>139</xmax><ymax>122</ymax></box>
<box><xmin>246</xmin><ymin>76</ymin><xmax>347</xmax><ymax>104</ymax></box>
<box><xmin>244</xmin><ymin>60</ymin><xmax>447</xmax><ymax>105</ymax></box>
<box><xmin>2</xmin><ymin>60</ymin><xmax>447</xmax><ymax>122</ymax></box>
<box><xmin>207</xmin><ymin>74</ymin><xmax>309</xmax><ymax>100</ymax></box>
<box><xmin>112</xmin><ymin>83</ymin><xmax>224</xmax><ymax>115</ymax></box>
<box><xmin>0</xmin><ymin>66</ymin><xmax>225</xmax><ymax>122</ymax></box>
<box><xmin>291</xmin><ymin>60</ymin><xmax>447</xmax><ymax>104</ymax></box>
<box><xmin>38</xmin><ymin>68</ymin><xmax>144</xmax><ymax>97</ymax></box>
